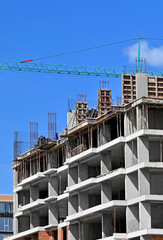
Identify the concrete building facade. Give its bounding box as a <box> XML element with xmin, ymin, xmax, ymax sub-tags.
<box><xmin>5</xmin><ymin>74</ymin><xmax>163</xmax><ymax>240</ymax></box>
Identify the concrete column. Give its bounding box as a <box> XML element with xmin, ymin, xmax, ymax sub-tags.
<box><xmin>101</xmin><ymin>182</ymin><xmax>112</xmax><ymax>204</ymax></box>
<box><xmin>124</xmin><ymin>112</ymin><xmax>128</xmax><ymax>137</ymax></box>
<box><xmin>13</xmin><ymin>168</ymin><xmax>18</xmax><ymax>234</ymax></box>
<box><xmin>78</xmin><ymin>163</ymin><xmax>88</xmax><ymax>182</ymax></box>
<box><xmin>136</xmin><ymin>106</ymin><xmax>142</xmax><ymax>130</ymax></box>
<box><xmin>47</xmin><ymin>153</ymin><xmax>51</xmax><ymax>170</ymax></box>
<box><xmin>101</xmin><ymin>152</ymin><xmax>112</xmax><ymax>175</ymax></box>
<box><xmin>48</xmin><ymin>176</ymin><xmax>58</xmax><ymax>197</ymax></box>
<box><xmin>136</xmin><ymin>73</ymin><xmax>148</xmax><ymax>99</ymax></box>
<box><xmin>69</xmin><ymin>223</ymin><xmax>79</xmax><ymax>240</ymax></box>
<box><xmin>137</xmin><ymin>136</ymin><xmax>149</xmax><ymax>163</ymax></box>
<box><xmin>13</xmin><ymin>169</ymin><xmax>18</xmax><ymax>188</ymax></box>
<box><xmin>30</xmin><ymin>184</ymin><xmax>39</xmax><ymax>202</ymax></box>
<box><xmin>125</xmin><ymin>141</ymin><xmax>137</xmax><ymax>168</ymax></box>
<box><xmin>125</xmin><ymin>172</ymin><xmax>138</xmax><ymax>200</ymax></box>
<box><xmin>30</xmin><ymin>210</ymin><xmax>39</xmax><ymax>228</ymax></box>
<box><xmin>13</xmin><ymin>191</ymin><xmax>18</xmax><ymax>234</ymax></box>
<box><xmin>99</xmin><ymin>123</ymin><xmax>111</xmax><ymax>145</ymax></box>
<box><xmin>139</xmin><ymin>202</ymin><xmax>151</xmax><ymax>229</ymax></box>
<box><xmin>126</xmin><ymin>205</ymin><xmax>139</xmax><ymax>233</ymax></box>
<box><xmin>13</xmin><ymin>216</ymin><xmax>18</xmax><ymax>234</ymax></box>
<box><xmin>103</xmin><ymin>123</ymin><xmax>111</xmax><ymax>143</ymax></box>
<box><xmin>13</xmin><ymin>169</ymin><xmax>19</xmax><ymax>234</ymax></box>
<box><xmin>49</xmin><ymin>203</ymin><xmax>58</xmax><ymax>226</ymax></box>
<box><xmin>68</xmin><ymin>166</ymin><xmax>78</xmax><ymax>187</ymax></box>
<box><xmin>138</xmin><ymin>169</ymin><xmax>150</xmax><ymax>195</ymax></box>
<box><xmin>102</xmin><ymin>214</ymin><xmax>113</xmax><ymax>238</ymax></box>
<box><xmin>79</xmin><ymin>191</ymin><xmax>88</xmax><ymax>211</ymax></box>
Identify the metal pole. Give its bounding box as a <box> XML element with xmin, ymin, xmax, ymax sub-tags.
<box><xmin>138</xmin><ymin>37</ymin><xmax>143</xmax><ymax>73</ymax></box>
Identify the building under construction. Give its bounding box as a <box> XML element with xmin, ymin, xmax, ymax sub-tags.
<box><xmin>122</xmin><ymin>74</ymin><xmax>163</xmax><ymax>104</ymax></box>
<box><xmin>5</xmin><ymin>73</ymin><xmax>163</xmax><ymax>240</ymax></box>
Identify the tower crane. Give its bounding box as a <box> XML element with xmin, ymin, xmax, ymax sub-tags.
<box><xmin>0</xmin><ymin>37</ymin><xmax>163</xmax><ymax>77</ymax></box>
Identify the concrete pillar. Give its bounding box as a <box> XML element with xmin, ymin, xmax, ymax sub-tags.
<box><xmin>47</xmin><ymin>153</ymin><xmax>51</xmax><ymax>170</ymax></box>
<box><xmin>136</xmin><ymin>106</ymin><xmax>142</xmax><ymax>130</ymax></box>
<box><xmin>137</xmin><ymin>136</ymin><xmax>149</xmax><ymax>163</ymax></box>
<box><xmin>13</xmin><ymin>169</ymin><xmax>18</xmax><ymax>188</ymax></box>
<box><xmin>78</xmin><ymin>163</ymin><xmax>88</xmax><ymax>182</ymax></box>
<box><xmin>30</xmin><ymin>210</ymin><xmax>39</xmax><ymax>228</ymax></box>
<box><xmin>138</xmin><ymin>169</ymin><xmax>150</xmax><ymax>195</ymax></box>
<box><xmin>124</xmin><ymin>112</ymin><xmax>128</xmax><ymax>137</ymax></box>
<box><xmin>136</xmin><ymin>73</ymin><xmax>148</xmax><ymax>99</ymax></box>
<box><xmin>125</xmin><ymin>172</ymin><xmax>138</xmax><ymax>200</ymax></box>
<box><xmin>49</xmin><ymin>203</ymin><xmax>58</xmax><ymax>226</ymax></box>
<box><xmin>139</xmin><ymin>202</ymin><xmax>151</xmax><ymax>229</ymax></box>
<box><xmin>101</xmin><ymin>152</ymin><xmax>112</xmax><ymax>175</ymax></box>
<box><xmin>99</xmin><ymin>123</ymin><xmax>111</xmax><ymax>146</ymax></box>
<box><xmin>124</xmin><ymin>111</ymin><xmax>133</xmax><ymax>136</ymax></box>
<box><xmin>102</xmin><ymin>214</ymin><xmax>113</xmax><ymax>238</ymax></box>
<box><xmin>125</xmin><ymin>141</ymin><xmax>137</xmax><ymax>168</ymax></box>
<box><xmin>69</xmin><ymin>223</ymin><xmax>79</xmax><ymax>240</ymax></box>
<box><xmin>13</xmin><ymin>170</ymin><xmax>19</xmax><ymax>234</ymax></box>
<box><xmin>79</xmin><ymin>191</ymin><xmax>88</xmax><ymax>211</ymax></box>
<box><xmin>48</xmin><ymin>176</ymin><xmax>58</xmax><ymax>197</ymax></box>
<box><xmin>13</xmin><ymin>216</ymin><xmax>18</xmax><ymax>235</ymax></box>
<box><xmin>101</xmin><ymin>182</ymin><xmax>112</xmax><ymax>204</ymax></box>
<box><xmin>103</xmin><ymin>123</ymin><xmax>111</xmax><ymax>143</ymax></box>
<box><xmin>30</xmin><ymin>184</ymin><xmax>39</xmax><ymax>202</ymax></box>
<box><xmin>68</xmin><ymin>166</ymin><xmax>78</xmax><ymax>187</ymax></box>
<box><xmin>126</xmin><ymin>205</ymin><xmax>139</xmax><ymax>233</ymax></box>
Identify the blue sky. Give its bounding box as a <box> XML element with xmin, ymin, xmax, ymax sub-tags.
<box><xmin>0</xmin><ymin>0</ymin><xmax>163</xmax><ymax>193</ymax></box>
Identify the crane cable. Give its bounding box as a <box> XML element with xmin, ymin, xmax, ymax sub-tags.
<box><xmin>20</xmin><ymin>38</ymin><xmax>137</xmax><ymax>63</ymax></box>
<box><xmin>20</xmin><ymin>37</ymin><xmax>163</xmax><ymax>63</ymax></box>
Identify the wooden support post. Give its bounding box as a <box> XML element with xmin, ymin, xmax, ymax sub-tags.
<box><xmin>38</xmin><ymin>153</ymin><xmax>40</xmax><ymax>172</ymax></box>
<box><xmin>91</xmin><ymin>126</ymin><xmax>93</xmax><ymax>148</ymax></box>
<box><xmin>116</xmin><ymin>114</ymin><xmax>119</xmax><ymax>137</ymax></box>
<box><xmin>119</xmin><ymin>113</ymin><xmax>122</xmax><ymax>136</ymax></box>
<box><xmin>59</xmin><ymin>174</ymin><xmax>62</xmax><ymax>195</ymax></box>
<box><xmin>142</xmin><ymin>104</ymin><xmax>145</xmax><ymax>129</ymax></box>
<box><xmin>146</xmin><ymin>104</ymin><xmax>149</xmax><ymax>129</ymax></box>
<box><xmin>113</xmin><ymin>207</ymin><xmax>116</xmax><ymax>233</ymax></box>
<box><xmin>29</xmin><ymin>158</ymin><xmax>32</xmax><ymax>176</ymax></box>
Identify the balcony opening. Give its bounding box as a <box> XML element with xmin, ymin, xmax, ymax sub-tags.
<box><xmin>18</xmin><ymin>216</ymin><xmax>30</xmax><ymax>233</ymax></box>
<box><xmin>39</xmin><ymin>181</ymin><xmax>48</xmax><ymax>199</ymax></box>
<box><xmin>150</xmin><ymin>170</ymin><xmax>163</xmax><ymax>195</ymax></box>
<box><xmin>39</xmin><ymin>207</ymin><xmax>48</xmax><ymax>227</ymax></box>
<box><xmin>112</xmin><ymin>177</ymin><xmax>125</xmax><ymax>200</ymax></box>
<box><xmin>151</xmin><ymin>203</ymin><xmax>163</xmax><ymax>228</ymax></box>
<box><xmin>81</xmin><ymin>216</ymin><xmax>102</xmax><ymax>240</ymax></box>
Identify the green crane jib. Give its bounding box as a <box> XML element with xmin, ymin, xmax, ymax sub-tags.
<box><xmin>0</xmin><ymin>60</ymin><xmax>162</xmax><ymax>77</ymax></box>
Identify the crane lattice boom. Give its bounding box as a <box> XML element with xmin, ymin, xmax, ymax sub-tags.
<box><xmin>0</xmin><ymin>60</ymin><xmax>162</xmax><ymax>77</ymax></box>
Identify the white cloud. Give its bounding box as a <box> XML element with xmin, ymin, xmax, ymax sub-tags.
<box><xmin>124</xmin><ymin>41</ymin><xmax>163</xmax><ymax>67</ymax></box>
